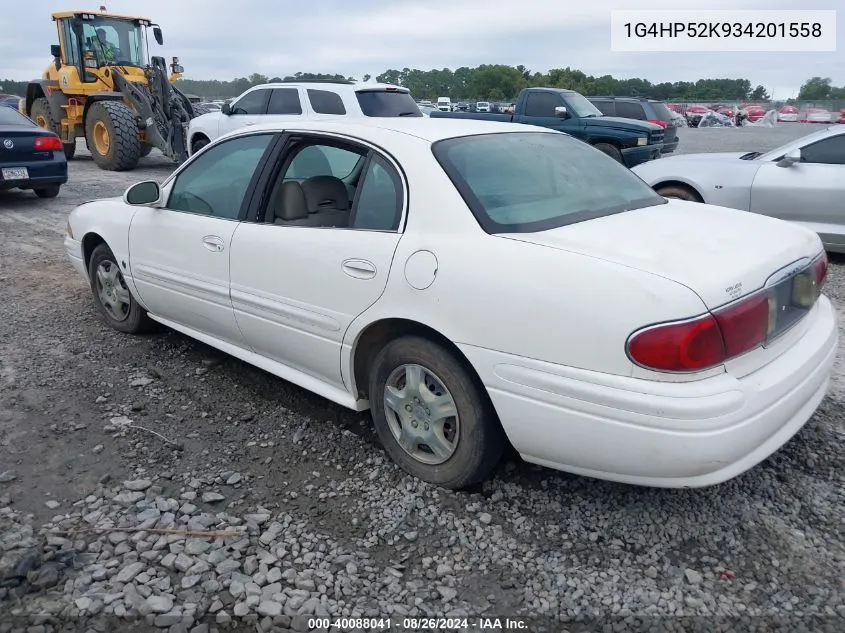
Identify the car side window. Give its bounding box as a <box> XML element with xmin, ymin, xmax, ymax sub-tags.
<box><xmin>267</xmin><ymin>88</ymin><xmax>302</xmax><ymax>115</ymax></box>
<box><xmin>616</xmin><ymin>102</ymin><xmax>646</xmax><ymax>120</ymax></box>
<box><xmin>231</xmin><ymin>89</ymin><xmax>270</xmax><ymax>115</ymax></box>
<box><xmin>167</xmin><ymin>134</ymin><xmax>274</xmax><ymax>219</ymax></box>
<box><xmin>351</xmin><ymin>155</ymin><xmax>403</xmax><ymax>231</ymax></box>
<box><xmin>263</xmin><ymin>142</ymin><xmax>365</xmax><ymax>228</ymax></box>
<box><xmin>523</xmin><ymin>92</ymin><xmax>561</xmax><ymax>117</ymax></box>
<box><xmin>307</xmin><ymin>89</ymin><xmax>346</xmax><ymax>115</ymax></box>
<box><xmin>800</xmin><ymin>135</ymin><xmax>845</xmax><ymax>165</ymax></box>
<box><xmin>591</xmin><ymin>100</ymin><xmax>615</xmax><ymax>116</ymax></box>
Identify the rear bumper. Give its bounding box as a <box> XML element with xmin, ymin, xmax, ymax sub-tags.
<box><xmin>459</xmin><ymin>295</ymin><xmax>837</xmax><ymax>488</ymax></box>
<box><xmin>0</xmin><ymin>157</ymin><xmax>68</xmax><ymax>190</ymax></box>
<box><xmin>621</xmin><ymin>144</ymin><xmax>662</xmax><ymax>167</ymax></box>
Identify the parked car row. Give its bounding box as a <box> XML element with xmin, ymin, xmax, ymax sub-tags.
<box><xmin>63</xmin><ymin>117</ymin><xmax>838</xmax><ymax>491</ymax></box>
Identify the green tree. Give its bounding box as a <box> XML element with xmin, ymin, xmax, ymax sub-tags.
<box><xmin>797</xmin><ymin>77</ymin><xmax>832</xmax><ymax>100</ymax></box>
<box><xmin>749</xmin><ymin>85</ymin><xmax>770</xmax><ymax>101</ymax></box>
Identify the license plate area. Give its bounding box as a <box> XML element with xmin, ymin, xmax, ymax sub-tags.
<box><xmin>763</xmin><ymin>267</ymin><xmax>818</xmax><ymax>345</ymax></box>
<box><xmin>1</xmin><ymin>167</ymin><xmax>29</xmax><ymax>180</ymax></box>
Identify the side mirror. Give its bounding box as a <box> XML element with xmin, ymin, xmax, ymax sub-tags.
<box><xmin>153</xmin><ymin>26</ymin><xmax>163</xmax><ymax>46</ymax></box>
<box><xmin>124</xmin><ymin>180</ymin><xmax>161</xmax><ymax>206</ymax></box>
<box><xmin>51</xmin><ymin>44</ymin><xmax>62</xmax><ymax>58</ymax></box>
<box><xmin>777</xmin><ymin>148</ymin><xmax>802</xmax><ymax>167</ymax></box>
<box><xmin>221</xmin><ymin>102</ymin><xmax>232</xmax><ymax>115</ymax></box>
<box><xmin>554</xmin><ymin>106</ymin><xmax>568</xmax><ymax>118</ymax></box>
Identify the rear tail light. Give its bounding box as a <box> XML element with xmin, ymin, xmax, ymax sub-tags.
<box><xmin>648</xmin><ymin>119</ymin><xmax>668</xmax><ymax>128</ymax></box>
<box><xmin>627</xmin><ymin>253</ymin><xmax>827</xmax><ymax>372</ymax></box>
<box><xmin>34</xmin><ymin>136</ymin><xmax>64</xmax><ymax>151</ymax></box>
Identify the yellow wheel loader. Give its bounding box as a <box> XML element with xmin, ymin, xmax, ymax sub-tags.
<box><xmin>24</xmin><ymin>9</ymin><xmax>199</xmax><ymax>171</ymax></box>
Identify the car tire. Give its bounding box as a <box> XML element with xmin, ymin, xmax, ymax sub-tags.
<box><xmin>34</xmin><ymin>185</ymin><xmax>61</xmax><ymax>199</ymax></box>
<box><xmin>84</xmin><ymin>101</ymin><xmax>141</xmax><ymax>171</ymax></box>
<box><xmin>592</xmin><ymin>142</ymin><xmax>623</xmax><ymax>162</ymax></box>
<box><xmin>191</xmin><ymin>136</ymin><xmax>210</xmax><ymax>155</ymax></box>
<box><xmin>368</xmin><ymin>335</ymin><xmax>505</xmax><ymax>489</ymax></box>
<box><xmin>655</xmin><ymin>185</ymin><xmax>702</xmax><ymax>202</ymax></box>
<box><xmin>88</xmin><ymin>243</ymin><xmax>154</xmax><ymax>334</ymax></box>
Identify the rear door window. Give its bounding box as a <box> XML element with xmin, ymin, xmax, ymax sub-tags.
<box><xmin>267</xmin><ymin>88</ymin><xmax>303</xmax><ymax>115</ymax></box>
<box><xmin>307</xmin><ymin>90</ymin><xmax>346</xmax><ymax>115</ymax></box>
<box><xmin>615</xmin><ymin>101</ymin><xmax>646</xmax><ymax>120</ymax></box>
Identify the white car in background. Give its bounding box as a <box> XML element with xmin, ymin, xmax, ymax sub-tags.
<box><xmin>64</xmin><ymin>119</ymin><xmax>836</xmax><ymax>490</ymax></box>
<box><xmin>801</xmin><ymin>108</ymin><xmax>833</xmax><ymax>123</ymax></box>
<box><xmin>436</xmin><ymin>97</ymin><xmax>452</xmax><ymax>112</ymax></box>
<box><xmin>632</xmin><ymin>125</ymin><xmax>845</xmax><ymax>252</ymax></box>
<box><xmin>476</xmin><ymin>102</ymin><xmax>491</xmax><ymax>113</ymax></box>
<box><xmin>187</xmin><ymin>80</ymin><xmax>421</xmax><ymax>155</ymax></box>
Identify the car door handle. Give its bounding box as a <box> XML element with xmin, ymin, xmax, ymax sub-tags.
<box><xmin>342</xmin><ymin>258</ymin><xmax>376</xmax><ymax>279</ymax></box>
<box><xmin>202</xmin><ymin>235</ymin><xmax>225</xmax><ymax>252</ymax></box>
<box><xmin>245</xmin><ymin>122</ymin><xmax>256</xmax><ymax>126</ymax></box>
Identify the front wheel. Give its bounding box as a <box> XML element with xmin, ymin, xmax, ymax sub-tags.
<box><xmin>85</xmin><ymin>101</ymin><xmax>141</xmax><ymax>171</ymax></box>
<box><xmin>368</xmin><ymin>336</ymin><xmax>505</xmax><ymax>489</ymax></box>
<box><xmin>655</xmin><ymin>185</ymin><xmax>702</xmax><ymax>202</ymax></box>
<box><xmin>88</xmin><ymin>243</ymin><xmax>154</xmax><ymax>334</ymax></box>
<box><xmin>592</xmin><ymin>142</ymin><xmax>623</xmax><ymax>163</ymax></box>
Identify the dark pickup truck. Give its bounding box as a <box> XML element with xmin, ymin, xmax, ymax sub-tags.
<box><xmin>430</xmin><ymin>87</ymin><xmax>664</xmax><ymax>167</ymax></box>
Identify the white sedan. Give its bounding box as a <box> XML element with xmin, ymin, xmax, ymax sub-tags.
<box><xmin>64</xmin><ymin>119</ymin><xmax>837</xmax><ymax>490</ymax></box>
<box><xmin>632</xmin><ymin>125</ymin><xmax>845</xmax><ymax>253</ymax></box>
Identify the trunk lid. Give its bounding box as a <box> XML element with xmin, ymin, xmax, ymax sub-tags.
<box><xmin>497</xmin><ymin>200</ymin><xmax>821</xmax><ymax>309</ymax></box>
<box><xmin>0</xmin><ymin>127</ymin><xmax>56</xmax><ymax>163</ymax></box>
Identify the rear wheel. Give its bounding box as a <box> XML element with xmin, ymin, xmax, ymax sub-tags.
<box><xmin>368</xmin><ymin>336</ymin><xmax>505</xmax><ymax>489</ymax></box>
<box><xmin>655</xmin><ymin>184</ymin><xmax>702</xmax><ymax>202</ymax></box>
<box><xmin>88</xmin><ymin>243</ymin><xmax>154</xmax><ymax>334</ymax></box>
<box><xmin>31</xmin><ymin>98</ymin><xmax>75</xmax><ymax>159</ymax></box>
<box><xmin>34</xmin><ymin>185</ymin><xmax>60</xmax><ymax>199</ymax></box>
<box><xmin>592</xmin><ymin>142</ymin><xmax>623</xmax><ymax>163</ymax></box>
<box><xmin>85</xmin><ymin>101</ymin><xmax>141</xmax><ymax>171</ymax></box>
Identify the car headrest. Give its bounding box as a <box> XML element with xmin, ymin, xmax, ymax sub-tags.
<box><xmin>276</xmin><ymin>181</ymin><xmax>308</xmax><ymax>221</ymax></box>
<box><xmin>301</xmin><ymin>175</ymin><xmax>349</xmax><ymax>214</ymax></box>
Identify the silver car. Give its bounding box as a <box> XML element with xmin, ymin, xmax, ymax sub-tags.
<box><xmin>632</xmin><ymin>125</ymin><xmax>845</xmax><ymax>252</ymax></box>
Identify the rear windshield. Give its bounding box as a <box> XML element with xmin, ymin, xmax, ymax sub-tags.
<box><xmin>432</xmin><ymin>132</ymin><xmax>665</xmax><ymax>233</ymax></box>
<box><xmin>356</xmin><ymin>91</ymin><xmax>422</xmax><ymax>117</ymax></box>
<box><xmin>0</xmin><ymin>106</ymin><xmax>29</xmax><ymax>125</ymax></box>
<box><xmin>649</xmin><ymin>101</ymin><xmax>673</xmax><ymax>121</ymax></box>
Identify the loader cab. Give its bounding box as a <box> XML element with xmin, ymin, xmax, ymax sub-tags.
<box><xmin>52</xmin><ymin>12</ymin><xmax>158</xmax><ymax>84</ymax></box>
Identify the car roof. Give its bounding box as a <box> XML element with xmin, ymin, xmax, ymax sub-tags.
<box><xmin>247</xmin><ymin>81</ymin><xmax>409</xmax><ymax>94</ymax></box>
<box><xmin>221</xmin><ymin>117</ymin><xmax>553</xmax><ymax>144</ymax></box>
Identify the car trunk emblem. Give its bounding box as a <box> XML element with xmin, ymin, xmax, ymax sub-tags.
<box><xmin>2</xmin><ymin>139</ymin><xmax>13</xmax><ymax>149</ymax></box>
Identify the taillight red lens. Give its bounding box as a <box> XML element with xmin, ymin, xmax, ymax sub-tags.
<box><xmin>34</xmin><ymin>136</ymin><xmax>63</xmax><ymax>151</ymax></box>
<box><xmin>713</xmin><ymin>293</ymin><xmax>769</xmax><ymax>358</ymax></box>
<box><xmin>814</xmin><ymin>252</ymin><xmax>828</xmax><ymax>290</ymax></box>
<box><xmin>648</xmin><ymin>119</ymin><xmax>668</xmax><ymax>128</ymax></box>
<box><xmin>629</xmin><ymin>293</ymin><xmax>772</xmax><ymax>372</ymax></box>
<box><xmin>628</xmin><ymin>315</ymin><xmax>726</xmax><ymax>372</ymax></box>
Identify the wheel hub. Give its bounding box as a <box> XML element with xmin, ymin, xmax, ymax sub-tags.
<box><xmin>383</xmin><ymin>363</ymin><xmax>460</xmax><ymax>465</ymax></box>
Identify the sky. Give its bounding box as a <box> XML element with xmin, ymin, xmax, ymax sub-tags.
<box><xmin>1</xmin><ymin>0</ymin><xmax>842</xmax><ymax>99</ymax></box>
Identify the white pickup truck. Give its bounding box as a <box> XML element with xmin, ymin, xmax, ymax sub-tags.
<box><xmin>187</xmin><ymin>80</ymin><xmax>422</xmax><ymax>155</ymax></box>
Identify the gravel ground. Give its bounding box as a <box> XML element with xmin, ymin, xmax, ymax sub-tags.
<box><xmin>0</xmin><ymin>125</ymin><xmax>843</xmax><ymax>633</ymax></box>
